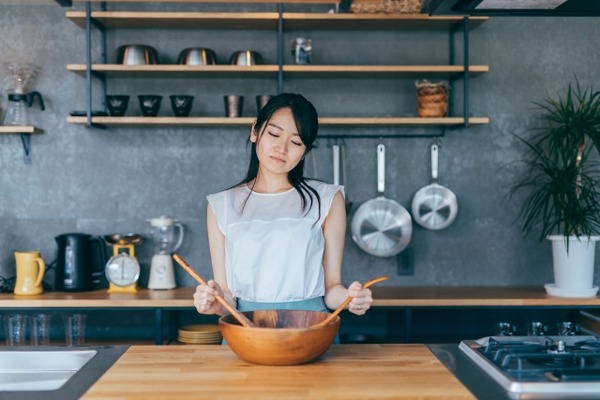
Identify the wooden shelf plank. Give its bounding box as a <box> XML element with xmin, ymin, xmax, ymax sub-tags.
<box><xmin>65</xmin><ymin>11</ymin><xmax>487</xmax><ymax>30</ymax></box>
<box><xmin>72</xmin><ymin>0</ymin><xmax>340</xmax><ymax>3</ymax></box>
<box><xmin>67</xmin><ymin>116</ymin><xmax>489</xmax><ymax>126</ymax></box>
<box><xmin>282</xmin><ymin>13</ymin><xmax>487</xmax><ymax>30</ymax></box>
<box><xmin>66</xmin><ymin>11</ymin><xmax>281</xmax><ymax>29</ymax></box>
<box><xmin>0</xmin><ymin>126</ymin><xmax>44</xmax><ymax>134</ymax></box>
<box><xmin>66</xmin><ymin>64</ymin><xmax>279</xmax><ymax>78</ymax></box>
<box><xmin>66</xmin><ymin>64</ymin><xmax>489</xmax><ymax>78</ymax></box>
<box><xmin>283</xmin><ymin>64</ymin><xmax>489</xmax><ymax>77</ymax></box>
<box><xmin>67</xmin><ymin>116</ymin><xmax>256</xmax><ymax>125</ymax></box>
<box><xmin>319</xmin><ymin>117</ymin><xmax>490</xmax><ymax>125</ymax></box>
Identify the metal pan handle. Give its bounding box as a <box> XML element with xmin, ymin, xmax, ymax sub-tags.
<box><xmin>431</xmin><ymin>143</ymin><xmax>439</xmax><ymax>182</ymax></box>
<box><xmin>377</xmin><ymin>143</ymin><xmax>385</xmax><ymax>194</ymax></box>
<box><xmin>333</xmin><ymin>144</ymin><xmax>340</xmax><ymax>185</ymax></box>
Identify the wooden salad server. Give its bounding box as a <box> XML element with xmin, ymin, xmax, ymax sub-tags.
<box><xmin>172</xmin><ymin>253</ymin><xmax>256</xmax><ymax>328</ymax></box>
<box><xmin>312</xmin><ymin>275</ymin><xmax>388</xmax><ymax>328</ymax></box>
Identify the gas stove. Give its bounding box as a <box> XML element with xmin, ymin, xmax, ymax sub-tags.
<box><xmin>459</xmin><ymin>335</ymin><xmax>600</xmax><ymax>399</ymax></box>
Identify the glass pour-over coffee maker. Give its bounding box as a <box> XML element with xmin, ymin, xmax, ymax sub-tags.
<box><xmin>2</xmin><ymin>62</ymin><xmax>45</xmax><ymax>126</ymax></box>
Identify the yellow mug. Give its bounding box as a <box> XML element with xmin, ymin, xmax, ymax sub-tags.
<box><xmin>14</xmin><ymin>251</ymin><xmax>46</xmax><ymax>295</ymax></box>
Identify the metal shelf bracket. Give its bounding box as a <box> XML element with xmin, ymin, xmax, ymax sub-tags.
<box><xmin>20</xmin><ymin>134</ymin><xmax>32</xmax><ymax>164</ymax></box>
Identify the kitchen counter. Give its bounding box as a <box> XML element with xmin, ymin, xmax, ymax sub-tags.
<box><xmin>1</xmin><ymin>285</ymin><xmax>598</xmax><ymax>307</ymax></box>
<box><xmin>2</xmin><ymin>287</ymin><xmax>596</xmax><ymax>345</ymax></box>
<box><xmin>82</xmin><ymin>344</ymin><xmax>475</xmax><ymax>399</ymax></box>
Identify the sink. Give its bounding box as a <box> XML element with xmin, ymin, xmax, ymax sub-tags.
<box><xmin>0</xmin><ymin>346</ymin><xmax>128</xmax><ymax>400</ymax></box>
<box><xmin>0</xmin><ymin>350</ymin><xmax>97</xmax><ymax>391</ymax></box>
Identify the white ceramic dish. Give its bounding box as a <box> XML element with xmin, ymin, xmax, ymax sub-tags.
<box><xmin>544</xmin><ymin>283</ymin><xmax>599</xmax><ymax>298</ymax></box>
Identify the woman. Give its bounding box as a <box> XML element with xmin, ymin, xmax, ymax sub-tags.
<box><xmin>193</xmin><ymin>93</ymin><xmax>374</xmax><ymax>319</ymax></box>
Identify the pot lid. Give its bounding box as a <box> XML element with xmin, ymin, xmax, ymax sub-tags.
<box><xmin>148</xmin><ymin>215</ymin><xmax>178</xmax><ymax>227</ymax></box>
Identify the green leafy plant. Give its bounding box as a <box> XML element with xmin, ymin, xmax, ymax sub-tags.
<box><xmin>510</xmin><ymin>80</ymin><xmax>600</xmax><ymax>243</ymax></box>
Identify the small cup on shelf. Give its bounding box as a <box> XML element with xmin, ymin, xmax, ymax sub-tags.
<box><xmin>138</xmin><ymin>95</ymin><xmax>162</xmax><ymax>117</ymax></box>
<box><xmin>224</xmin><ymin>95</ymin><xmax>244</xmax><ymax>117</ymax></box>
<box><xmin>255</xmin><ymin>95</ymin><xmax>272</xmax><ymax>114</ymax></box>
<box><xmin>169</xmin><ymin>95</ymin><xmax>194</xmax><ymax>117</ymax></box>
<box><xmin>291</xmin><ymin>37</ymin><xmax>312</xmax><ymax>65</ymax></box>
<box><xmin>105</xmin><ymin>95</ymin><xmax>130</xmax><ymax>116</ymax></box>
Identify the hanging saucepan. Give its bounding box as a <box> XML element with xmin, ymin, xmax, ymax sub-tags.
<box><xmin>411</xmin><ymin>143</ymin><xmax>458</xmax><ymax>230</ymax></box>
<box><xmin>351</xmin><ymin>144</ymin><xmax>412</xmax><ymax>257</ymax></box>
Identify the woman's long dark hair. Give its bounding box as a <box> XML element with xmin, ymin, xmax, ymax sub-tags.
<box><xmin>240</xmin><ymin>93</ymin><xmax>321</xmax><ymax>217</ymax></box>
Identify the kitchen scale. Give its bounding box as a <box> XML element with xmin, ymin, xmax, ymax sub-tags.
<box><xmin>104</xmin><ymin>233</ymin><xmax>142</xmax><ymax>293</ymax></box>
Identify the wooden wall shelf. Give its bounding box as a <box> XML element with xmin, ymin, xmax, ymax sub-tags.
<box><xmin>66</xmin><ymin>64</ymin><xmax>489</xmax><ymax>79</ymax></box>
<box><xmin>67</xmin><ymin>116</ymin><xmax>490</xmax><ymax>126</ymax></box>
<box><xmin>66</xmin><ymin>7</ymin><xmax>489</xmax><ymax>130</ymax></box>
<box><xmin>0</xmin><ymin>126</ymin><xmax>44</xmax><ymax>134</ymax></box>
<box><xmin>72</xmin><ymin>0</ymin><xmax>341</xmax><ymax>3</ymax></box>
<box><xmin>66</xmin><ymin>11</ymin><xmax>488</xmax><ymax>31</ymax></box>
<box><xmin>66</xmin><ymin>64</ymin><xmax>279</xmax><ymax>78</ymax></box>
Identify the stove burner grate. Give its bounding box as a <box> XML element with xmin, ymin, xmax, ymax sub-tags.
<box><xmin>479</xmin><ymin>337</ymin><xmax>600</xmax><ymax>374</ymax></box>
<box><xmin>460</xmin><ymin>335</ymin><xmax>600</xmax><ymax>398</ymax></box>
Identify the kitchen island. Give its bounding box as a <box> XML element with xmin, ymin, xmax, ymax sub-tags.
<box><xmin>82</xmin><ymin>344</ymin><xmax>475</xmax><ymax>399</ymax></box>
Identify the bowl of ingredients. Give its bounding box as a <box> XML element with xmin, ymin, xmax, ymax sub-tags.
<box><xmin>219</xmin><ymin>309</ymin><xmax>340</xmax><ymax>366</ymax></box>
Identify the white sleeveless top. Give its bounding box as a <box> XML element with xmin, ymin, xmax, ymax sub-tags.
<box><xmin>207</xmin><ymin>180</ymin><xmax>343</xmax><ymax>303</ymax></box>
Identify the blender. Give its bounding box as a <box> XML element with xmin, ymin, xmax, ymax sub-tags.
<box><xmin>2</xmin><ymin>62</ymin><xmax>45</xmax><ymax>126</ymax></box>
<box><xmin>147</xmin><ymin>216</ymin><xmax>184</xmax><ymax>290</ymax></box>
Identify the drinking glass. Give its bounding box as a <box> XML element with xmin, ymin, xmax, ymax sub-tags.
<box><xmin>65</xmin><ymin>314</ymin><xmax>87</xmax><ymax>346</ymax></box>
<box><xmin>31</xmin><ymin>313</ymin><xmax>51</xmax><ymax>346</ymax></box>
<box><xmin>4</xmin><ymin>314</ymin><xmax>28</xmax><ymax>346</ymax></box>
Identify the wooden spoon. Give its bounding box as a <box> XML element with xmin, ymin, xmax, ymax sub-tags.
<box><xmin>172</xmin><ymin>253</ymin><xmax>256</xmax><ymax>328</ymax></box>
<box><xmin>312</xmin><ymin>275</ymin><xmax>388</xmax><ymax>328</ymax></box>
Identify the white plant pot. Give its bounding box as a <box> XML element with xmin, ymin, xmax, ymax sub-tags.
<box><xmin>547</xmin><ymin>235</ymin><xmax>600</xmax><ymax>293</ymax></box>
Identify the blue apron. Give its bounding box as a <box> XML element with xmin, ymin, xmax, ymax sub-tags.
<box><xmin>237</xmin><ymin>296</ymin><xmax>328</xmax><ymax>312</ymax></box>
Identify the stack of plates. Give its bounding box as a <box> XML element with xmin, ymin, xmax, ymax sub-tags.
<box><xmin>178</xmin><ymin>324</ymin><xmax>222</xmax><ymax>344</ymax></box>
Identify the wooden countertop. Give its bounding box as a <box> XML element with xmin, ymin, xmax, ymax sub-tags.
<box><xmin>0</xmin><ymin>286</ymin><xmax>598</xmax><ymax>308</ymax></box>
<box><xmin>373</xmin><ymin>286</ymin><xmax>600</xmax><ymax>306</ymax></box>
<box><xmin>82</xmin><ymin>344</ymin><xmax>474</xmax><ymax>399</ymax></box>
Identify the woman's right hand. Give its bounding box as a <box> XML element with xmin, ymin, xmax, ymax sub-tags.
<box><xmin>193</xmin><ymin>279</ymin><xmax>223</xmax><ymax>315</ymax></box>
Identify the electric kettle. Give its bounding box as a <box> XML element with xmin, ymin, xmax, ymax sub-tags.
<box><xmin>55</xmin><ymin>233</ymin><xmax>107</xmax><ymax>292</ymax></box>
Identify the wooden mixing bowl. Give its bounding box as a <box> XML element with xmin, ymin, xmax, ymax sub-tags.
<box><xmin>219</xmin><ymin>309</ymin><xmax>340</xmax><ymax>366</ymax></box>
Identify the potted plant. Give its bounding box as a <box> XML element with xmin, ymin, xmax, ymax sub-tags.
<box><xmin>510</xmin><ymin>80</ymin><xmax>600</xmax><ymax>297</ymax></box>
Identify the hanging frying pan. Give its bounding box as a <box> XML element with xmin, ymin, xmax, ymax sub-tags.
<box><xmin>411</xmin><ymin>143</ymin><xmax>458</xmax><ymax>230</ymax></box>
<box><xmin>351</xmin><ymin>144</ymin><xmax>412</xmax><ymax>257</ymax></box>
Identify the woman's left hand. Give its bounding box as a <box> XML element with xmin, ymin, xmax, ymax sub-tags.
<box><xmin>347</xmin><ymin>281</ymin><xmax>373</xmax><ymax>315</ymax></box>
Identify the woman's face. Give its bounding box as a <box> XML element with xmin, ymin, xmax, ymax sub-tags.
<box><xmin>251</xmin><ymin>107</ymin><xmax>306</xmax><ymax>177</ymax></box>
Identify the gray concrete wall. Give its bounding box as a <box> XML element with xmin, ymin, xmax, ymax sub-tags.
<box><xmin>1</xmin><ymin>2</ymin><xmax>599</xmax><ymax>291</ymax></box>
